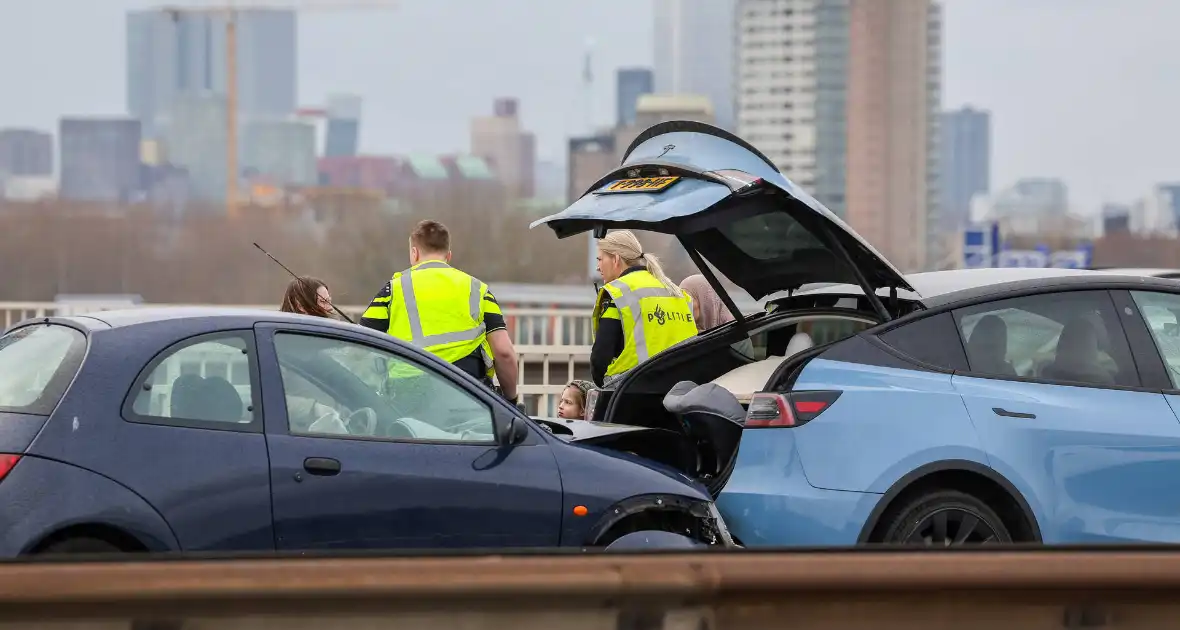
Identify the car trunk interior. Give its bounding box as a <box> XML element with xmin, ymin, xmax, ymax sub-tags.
<box><xmin>599</xmin><ymin>310</ymin><xmax>880</xmax><ymax>494</ymax></box>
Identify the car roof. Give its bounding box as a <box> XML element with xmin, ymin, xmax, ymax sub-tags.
<box><xmin>48</xmin><ymin>306</ymin><xmax>375</xmax><ymax>334</ymax></box>
<box><xmin>787</xmin><ymin>267</ymin><xmax>1180</xmax><ymax>309</ymax></box>
<box><xmin>1090</xmin><ymin>267</ymin><xmax>1180</xmax><ymax>278</ymax></box>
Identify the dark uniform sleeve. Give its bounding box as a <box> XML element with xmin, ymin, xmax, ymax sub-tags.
<box><xmin>359</xmin><ymin>280</ymin><xmax>392</xmax><ymax>332</ymax></box>
<box><xmin>482</xmin><ymin>290</ymin><xmax>506</xmax><ymax>334</ymax></box>
<box><xmin>590</xmin><ymin>295</ymin><xmax>624</xmax><ymax>386</ymax></box>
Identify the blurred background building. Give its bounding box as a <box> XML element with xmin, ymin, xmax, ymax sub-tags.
<box><xmin>653</xmin><ymin>0</ymin><xmax>736</xmax><ymax>131</ymax></box>
<box><xmin>471</xmin><ymin>98</ymin><xmax>537</xmax><ymax>200</ymax></box>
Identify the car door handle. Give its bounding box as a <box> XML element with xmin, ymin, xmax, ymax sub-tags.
<box><xmin>992</xmin><ymin>407</ymin><xmax>1036</xmax><ymax>419</ymax></box>
<box><xmin>303</xmin><ymin>457</ymin><xmax>341</xmax><ymax>476</ymax></box>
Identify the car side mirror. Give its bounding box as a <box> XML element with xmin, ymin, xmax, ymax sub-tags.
<box><xmin>501</xmin><ymin>414</ymin><xmax>529</xmax><ymax>446</ymax></box>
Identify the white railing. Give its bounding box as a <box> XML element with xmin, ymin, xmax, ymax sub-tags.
<box><xmin>0</xmin><ymin>301</ymin><xmax>591</xmax><ymax>416</ymax></box>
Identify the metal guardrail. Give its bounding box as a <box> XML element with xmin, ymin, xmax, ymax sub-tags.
<box><xmin>1</xmin><ymin>549</ymin><xmax>1180</xmax><ymax>627</ymax></box>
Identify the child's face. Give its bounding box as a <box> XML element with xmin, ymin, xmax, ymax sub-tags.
<box><xmin>557</xmin><ymin>386</ymin><xmax>585</xmax><ymax>420</ymax></box>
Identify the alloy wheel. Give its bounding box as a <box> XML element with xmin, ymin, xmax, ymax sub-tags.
<box><xmin>903</xmin><ymin>507</ymin><xmax>999</xmax><ymax>546</ymax></box>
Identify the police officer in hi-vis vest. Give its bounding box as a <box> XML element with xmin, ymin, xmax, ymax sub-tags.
<box><xmin>360</xmin><ymin>220</ymin><xmax>521</xmax><ymax>413</ymax></box>
<box><xmin>590</xmin><ymin>230</ymin><xmax>698</xmax><ymax>387</ymax></box>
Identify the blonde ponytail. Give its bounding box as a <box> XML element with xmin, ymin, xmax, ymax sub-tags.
<box><xmin>597</xmin><ymin>230</ymin><xmax>681</xmax><ymax>294</ymax></box>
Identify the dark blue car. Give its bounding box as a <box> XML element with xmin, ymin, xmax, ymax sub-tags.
<box><xmin>0</xmin><ymin>308</ymin><xmax>735</xmax><ymax>555</ymax></box>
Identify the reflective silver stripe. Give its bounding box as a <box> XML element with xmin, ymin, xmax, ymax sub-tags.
<box><xmin>469</xmin><ymin>277</ymin><xmax>482</xmax><ymax>321</ymax></box>
<box><xmin>397</xmin><ymin>264</ymin><xmax>487</xmax><ymax>349</ymax></box>
<box><xmin>604</xmin><ymin>280</ymin><xmax>681</xmax><ymax>363</ymax></box>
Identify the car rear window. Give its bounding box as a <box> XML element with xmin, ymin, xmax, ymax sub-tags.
<box><xmin>718</xmin><ymin>212</ymin><xmax>823</xmax><ymax>261</ymax></box>
<box><xmin>0</xmin><ymin>324</ymin><xmax>87</xmax><ymax>415</ymax></box>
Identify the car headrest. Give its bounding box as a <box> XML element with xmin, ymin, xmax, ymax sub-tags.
<box><xmin>663</xmin><ymin>381</ymin><xmax>746</xmax><ymax>424</ymax></box>
<box><xmin>199</xmin><ymin>376</ymin><xmax>245</xmax><ymax>423</ymax></box>
<box><xmin>785</xmin><ymin>332</ymin><xmax>814</xmax><ymax>355</ymax></box>
<box><xmin>169</xmin><ymin>374</ymin><xmax>207</xmax><ymax>419</ymax></box>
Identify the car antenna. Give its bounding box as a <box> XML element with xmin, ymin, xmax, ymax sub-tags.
<box><xmin>253</xmin><ymin>242</ymin><xmax>356</xmax><ymax>324</ymax></box>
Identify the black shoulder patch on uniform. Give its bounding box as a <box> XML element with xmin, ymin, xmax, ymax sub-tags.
<box><xmin>375</xmin><ymin>281</ymin><xmax>392</xmax><ymax>298</ymax></box>
<box><xmin>483</xmin><ymin>292</ymin><xmax>498</xmax><ymax>305</ymax></box>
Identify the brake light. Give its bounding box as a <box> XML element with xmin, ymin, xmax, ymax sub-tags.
<box><xmin>584</xmin><ymin>388</ymin><xmax>599</xmax><ymax>422</ymax></box>
<box><xmin>745</xmin><ymin>393</ymin><xmax>793</xmax><ymax>427</ymax></box>
<box><xmin>0</xmin><ymin>454</ymin><xmax>21</xmax><ymax>481</ymax></box>
<box><xmin>744</xmin><ymin>391</ymin><xmax>842</xmax><ymax>428</ymax></box>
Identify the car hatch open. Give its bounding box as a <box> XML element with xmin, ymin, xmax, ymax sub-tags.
<box><xmin>530</xmin><ymin>121</ymin><xmax>913</xmax><ymax>322</ymax></box>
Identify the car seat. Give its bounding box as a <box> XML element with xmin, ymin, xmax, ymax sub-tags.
<box><xmin>1042</xmin><ymin>317</ymin><xmax>1114</xmax><ymax>385</ymax></box>
<box><xmin>784</xmin><ymin>331</ymin><xmax>814</xmax><ymax>356</ymax></box>
<box><xmin>965</xmin><ymin>314</ymin><xmax>1016</xmax><ymax>376</ymax></box>
<box><xmin>169</xmin><ymin>374</ymin><xmax>207</xmax><ymax>419</ymax></box>
<box><xmin>197</xmin><ymin>376</ymin><xmax>246</xmax><ymax>423</ymax></box>
<box><xmin>663</xmin><ymin>380</ymin><xmax>746</xmax><ymax>480</ymax></box>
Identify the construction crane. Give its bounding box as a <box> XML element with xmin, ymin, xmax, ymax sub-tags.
<box><xmin>159</xmin><ymin>1</ymin><xmax>398</xmax><ymax>218</ymax></box>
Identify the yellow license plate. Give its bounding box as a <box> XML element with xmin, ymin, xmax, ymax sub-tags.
<box><xmin>596</xmin><ymin>176</ymin><xmax>681</xmax><ymax>194</ymax></box>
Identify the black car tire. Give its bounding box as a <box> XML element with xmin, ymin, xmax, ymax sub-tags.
<box><xmin>879</xmin><ymin>489</ymin><xmax>1012</xmax><ymax>545</ymax></box>
<box><xmin>37</xmin><ymin>537</ymin><xmax>124</xmax><ymax>555</ymax></box>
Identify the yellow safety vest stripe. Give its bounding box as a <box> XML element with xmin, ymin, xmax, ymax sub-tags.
<box><xmin>394</xmin><ymin>261</ymin><xmax>487</xmax><ymax>348</ymax></box>
<box><xmin>608</xmin><ymin>282</ymin><xmax>686</xmax><ymax>364</ymax></box>
<box><xmin>593</xmin><ymin>270</ymin><xmax>697</xmax><ymax>380</ymax></box>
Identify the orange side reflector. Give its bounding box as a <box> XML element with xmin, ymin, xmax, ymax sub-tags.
<box><xmin>573</xmin><ymin>505</ymin><xmax>588</xmax><ymax>517</ymax></box>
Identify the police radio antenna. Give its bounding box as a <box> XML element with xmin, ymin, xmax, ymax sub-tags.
<box><xmin>252</xmin><ymin>242</ymin><xmax>355</xmax><ymax>324</ymax></box>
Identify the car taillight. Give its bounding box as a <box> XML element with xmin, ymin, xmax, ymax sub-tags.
<box><xmin>584</xmin><ymin>388</ymin><xmax>599</xmax><ymax>421</ymax></box>
<box><xmin>744</xmin><ymin>391</ymin><xmax>841</xmax><ymax>428</ymax></box>
<box><xmin>0</xmin><ymin>454</ymin><xmax>21</xmax><ymax>481</ymax></box>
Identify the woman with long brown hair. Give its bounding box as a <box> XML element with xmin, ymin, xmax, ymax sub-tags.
<box><xmin>280</xmin><ymin>276</ymin><xmax>335</xmax><ymax>319</ymax></box>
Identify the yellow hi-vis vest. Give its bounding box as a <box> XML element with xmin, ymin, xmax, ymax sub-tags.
<box><xmin>374</xmin><ymin>260</ymin><xmax>495</xmax><ymax>381</ymax></box>
<box><xmin>593</xmin><ymin>269</ymin><xmax>697</xmax><ymax>379</ymax></box>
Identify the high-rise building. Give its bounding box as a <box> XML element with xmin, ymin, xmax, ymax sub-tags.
<box><xmin>243</xmin><ymin>119</ymin><xmax>318</xmax><ymax>187</ymax></box>
<box><xmin>616</xmin><ymin>68</ymin><xmax>654</xmax><ymax>128</ymax></box>
<box><xmin>846</xmin><ymin>0</ymin><xmax>941</xmax><ymax>272</ymax></box>
<box><xmin>162</xmin><ymin>93</ymin><xmax>229</xmax><ymax>202</ymax></box>
<box><xmin>940</xmin><ymin>106</ymin><xmax>991</xmax><ymax>230</ymax></box>
<box><xmin>567</xmin><ymin>134</ymin><xmax>617</xmax><ymax>205</ymax></box>
<box><xmin>58</xmin><ymin>117</ymin><xmax>143</xmax><ymax>202</ymax></box>
<box><xmin>324</xmin><ymin>94</ymin><xmax>362</xmax><ymax>158</ymax></box>
<box><xmin>653</xmin><ymin>0</ymin><xmax>736</xmax><ymax>130</ymax></box>
<box><xmin>736</xmin><ymin>0</ymin><xmax>852</xmax><ymax>217</ymax></box>
<box><xmin>736</xmin><ymin>0</ymin><xmax>849</xmax><ymax>216</ymax></box>
<box><xmin>736</xmin><ymin>0</ymin><xmax>940</xmax><ymax>270</ymax></box>
<box><xmin>0</xmin><ymin>129</ymin><xmax>53</xmax><ymax>177</ymax></box>
<box><xmin>471</xmin><ymin>98</ymin><xmax>537</xmax><ymax>200</ymax></box>
<box><xmin>126</xmin><ymin>8</ymin><xmax>297</xmax><ymax>139</ymax></box>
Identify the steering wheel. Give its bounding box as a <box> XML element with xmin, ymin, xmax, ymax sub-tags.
<box><xmin>345</xmin><ymin>407</ymin><xmax>377</xmax><ymax>436</ymax></box>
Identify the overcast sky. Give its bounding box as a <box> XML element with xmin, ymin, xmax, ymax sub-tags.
<box><xmin>2</xmin><ymin>0</ymin><xmax>1178</xmax><ymax>212</ymax></box>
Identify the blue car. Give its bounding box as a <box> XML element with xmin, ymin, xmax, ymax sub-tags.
<box><xmin>533</xmin><ymin>120</ymin><xmax>1180</xmax><ymax>546</ymax></box>
<box><xmin>0</xmin><ymin>307</ymin><xmax>735</xmax><ymax>555</ymax></box>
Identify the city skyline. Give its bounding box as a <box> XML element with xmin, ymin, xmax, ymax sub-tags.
<box><xmin>1</xmin><ymin>0</ymin><xmax>1179</xmax><ymax>213</ymax></box>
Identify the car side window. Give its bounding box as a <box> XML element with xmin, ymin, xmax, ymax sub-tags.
<box><xmin>952</xmin><ymin>291</ymin><xmax>1139</xmax><ymax>388</ymax></box>
<box><xmin>1129</xmin><ymin>290</ymin><xmax>1180</xmax><ymax>388</ymax></box>
<box><xmin>273</xmin><ymin>332</ymin><xmax>496</xmax><ymax>443</ymax></box>
<box><xmin>129</xmin><ymin>334</ymin><xmax>257</xmax><ymax>426</ymax></box>
<box><xmin>877</xmin><ymin>313</ymin><xmax>969</xmax><ymax>371</ymax></box>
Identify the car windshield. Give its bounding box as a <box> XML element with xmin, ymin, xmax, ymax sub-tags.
<box><xmin>0</xmin><ymin>324</ymin><xmax>86</xmax><ymax>415</ymax></box>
